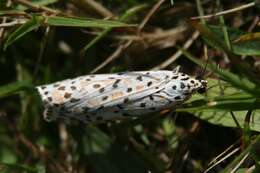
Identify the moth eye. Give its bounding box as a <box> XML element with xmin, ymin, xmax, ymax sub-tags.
<box><xmin>197</xmin><ymin>87</ymin><xmax>206</xmax><ymax>94</ymax></box>
<box><xmin>197</xmin><ymin>80</ymin><xmax>207</xmax><ymax>93</ymax></box>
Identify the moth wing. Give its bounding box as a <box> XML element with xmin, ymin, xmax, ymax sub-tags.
<box><xmin>36</xmin><ymin>75</ymin><xmax>120</xmax><ymax>121</ymax></box>
<box><xmin>36</xmin><ymin>71</ymin><xmax>172</xmax><ymax>121</ymax></box>
<box><xmin>71</xmin><ymin>72</ymin><xmax>170</xmax><ymax>112</ymax></box>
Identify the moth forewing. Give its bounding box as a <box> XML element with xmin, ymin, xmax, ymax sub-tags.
<box><xmin>36</xmin><ymin>70</ymin><xmax>207</xmax><ymax>123</ymax></box>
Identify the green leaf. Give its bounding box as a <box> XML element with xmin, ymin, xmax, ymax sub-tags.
<box><xmin>4</xmin><ymin>16</ymin><xmax>42</xmax><ymax>50</ymax></box>
<box><xmin>207</xmin><ymin>25</ymin><xmax>260</xmax><ymax>56</ymax></box>
<box><xmin>82</xmin><ymin>4</ymin><xmax>147</xmax><ymax>53</ymax></box>
<box><xmin>4</xmin><ymin>15</ymin><xmax>132</xmax><ymax>50</ymax></box>
<box><xmin>178</xmin><ymin>46</ymin><xmax>260</xmax><ymax>96</ymax></box>
<box><xmin>0</xmin><ymin>81</ymin><xmax>33</xmax><ymax>98</ymax></box>
<box><xmin>177</xmin><ymin>78</ymin><xmax>260</xmax><ymax>132</ymax></box>
<box><xmin>233</xmin><ymin>32</ymin><xmax>260</xmax><ymax>43</ymax></box>
<box><xmin>191</xmin><ymin>21</ymin><xmax>260</xmax><ymax>85</ymax></box>
<box><xmin>0</xmin><ymin>162</ymin><xmax>37</xmax><ymax>173</ymax></box>
<box><xmin>16</xmin><ymin>0</ymin><xmax>58</xmax><ymax>10</ymax></box>
<box><xmin>81</xmin><ymin>125</ymin><xmax>161</xmax><ymax>173</ymax></box>
<box><xmin>45</xmin><ymin>16</ymin><xmax>134</xmax><ymax>28</ymax></box>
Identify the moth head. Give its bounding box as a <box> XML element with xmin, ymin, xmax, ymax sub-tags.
<box><xmin>167</xmin><ymin>72</ymin><xmax>206</xmax><ymax>98</ymax></box>
<box><xmin>197</xmin><ymin>79</ymin><xmax>207</xmax><ymax>94</ymax></box>
<box><xmin>195</xmin><ymin>76</ymin><xmax>207</xmax><ymax>94</ymax></box>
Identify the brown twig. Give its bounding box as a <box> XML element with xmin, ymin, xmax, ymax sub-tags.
<box><xmin>81</xmin><ymin>0</ymin><xmax>114</xmax><ymax>18</ymax></box>
<box><xmin>0</xmin><ymin>0</ymin><xmax>12</xmax><ymax>40</ymax></box>
<box><xmin>12</xmin><ymin>0</ymin><xmax>59</xmax><ymax>14</ymax></box>
<box><xmin>0</xmin><ymin>19</ymin><xmax>27</xmax><ymax>28</ymax></box>
<box><xmin>90</xmin><ymin>40</ymin><xmax>132</xmax><ymax>74</ymax></box>
<box><xmin>151</xmin><ymin>31</ymin><xmax>200</xmax><ymax>70</ymax></box>
<box><xmin>204</xmin><ymin>147</ymin><xmax>240</xmax><ymax>173</ymax></box>
<box><xmin>191</xmin><ymin>2</ymin><xmax>255</xmax><ymax>20</ymax></box>
<box><xmin>138</xmin><ymin>0</ymin><xmax>165</xmax><ymax>33</ymax></box>
<box><xmin>0</xmin><ymin>10</ymin><xmax>29</xmax><ymax>17</ymax></box>
<box><xmin>89</xmin><ymin>0</ymin><xmax>166</xmax><ymax>73</ymax></box>
<box><xmin>230</xmin><ymin>152</ymin><xmax>249</xmax><ymax>173</ymax></box>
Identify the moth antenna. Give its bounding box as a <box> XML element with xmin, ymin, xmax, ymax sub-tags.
<box><xmin>196</xmin><ymin>46</ymin><xmax>209</xmax><ymax>80</ymax></box>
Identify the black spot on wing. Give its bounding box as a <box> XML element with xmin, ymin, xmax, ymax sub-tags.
<box><xmin>147</xmin><ymin>81</ymin><xmax>153</xmax><ymax>87</ymax></box>
<box><xmin>181</xmin><ymin>77</ymin><xmax>189</xmax><ymax>81</ymax></box>
<box><xmin>127</xmin><ymin>88</ymin><xmax>132</xmax><ymax>92</ymax></box>
<box><xmin>71</xmin><ymin>86</ymin><xmax>76</xmax><ymax>90</ymax></box>
<box><xmin>113</xmin><ymin>79</ymin><xmax>121</xmax><ymax>88</ymax></box>
<box><xmin>70</xmin><ymin>98</ymin><xmax>80</xmax><ymax>103</ymax></box>
<box><xmin>124</xmin><ymin>98</ymin><xmax>130</xmax><ymax>103</ymax></box>
<box><xmin>140</xmin><ymin>103</ymin><xmax>146</xmax><ymax>107</ymax></box>
<box><xmin>171</xmin><ymin>76</ymin><xmax>178</xmax><ymax>79</ymax></box>
<box><xmin>93</xmin><ymin>84</ymin><xmax>101</xmax><ymax>88</ymax></box>
<box><xmin>64</xmin><ymin>93</ymin><xmax>72</xmax><ymax>98</ymax></box>
<box><xmin>174</xmin><ymin>96</ymin><xmax>181</xmax><ymax>100</ymax></box>
<box><xmin>47</xmin><ymin>97</ymin><xmax>52</xmax><ymax>102</ymax></box>
<box><xmin>180</xmin><ymin>82</ymin><xmax>185</xmax><ymax>89</ymax></box>
<box><xmin>102</xmin><ymin>95</ymin><xmax>108</xmax><ymax>101</ymax></box>
<box><xmin>136</xmin><ymin>75</ymin><xmax>143</xmax><ymax>81</ymax></box>
<box><xmin>58</xmin><ymin>86</ymin><xmax>66</xmax><ymax>90</ymax></box>
<box><xmin>99</xmin><ymin>87</ymin><xmax>105</xmax><ymax>93</ymax></box>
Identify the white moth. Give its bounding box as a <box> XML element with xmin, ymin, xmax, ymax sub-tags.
<box><xmin>36</xmin><ymin>68</ymin><xmax>207</xmax><ymax>124</ymax></box>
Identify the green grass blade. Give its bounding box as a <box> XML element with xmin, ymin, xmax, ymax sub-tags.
<box><xmin>177</xmin><ymin>78</ymin><xmax>260</xmax><ymax>132</ymax></box>
<box><xmin>208</xmin><ymin>25</ymin><xmax>260</xmax><ymax>56</ymax></box>
<box><xmin>4</xmin><ymin>16</ymin><xmax>42</xmax><ymax>50</ymax></box>
<box><xmin>16</xmin><ymin>0</ymin><xmax>58</xmax><ymax>10</ymax></box>
<box><xmin>178</xmin><ymin>46</ymin><xmax>260</xmax><ymax>96</ymax></box>
<box><xmin>45</xmin><ymin>16</ymin><xmax>134</xmax><ymax>28</ymax></box>
<box><xmin>0</xmin><ymin>162</ymin><xmax>37</xmax><ymax>173</ymax></box>
<box><xmin>81</xmin><ymin>4</ymin><xmax>147</xmax><ymax>53</ymax></box>
<box><xmin>80</xmin><ymin>125</ymin><xmax>161</xmax><ymax>173</ymax></box>
<box><xmin>191</xmin><ymin>21</ymin><xmax>260</xmax><ymax>84</ymax></box>
<box><xmin>0</xmin><ymin>81</ymin><xmax>33</xmax><ymax>98</ymax></box>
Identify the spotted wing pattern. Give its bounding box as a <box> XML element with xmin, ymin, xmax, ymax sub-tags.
<box><xmin>36</xmin><ymin>70</ymin><xmax>207</xmax><ymax>123</ymax></box>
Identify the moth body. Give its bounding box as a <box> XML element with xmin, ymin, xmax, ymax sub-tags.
<box><xmin>36</xmin><ymin>70</ymin><xmax>206</xmax><ymax>123</ymax></box>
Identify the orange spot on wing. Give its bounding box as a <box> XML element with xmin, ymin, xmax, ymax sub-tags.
<box><xmin>52</xmin><ymin>90</ymin><xmax>65</xmax><ymax>103</ymax></box>
<box><xmin>136</xmin><ymin>85</ymin><xmax>144</xmax><ymax>91</ymax></box>
<box><xmin>111</xmin><ymin>91</ymin><xmax>123</xmax><ymax>99</ymax></box>
<box><xmin>87</xmin><ymin>100</ymin><xmax>99</xmax><ymax>107</ymax></box>
<box><xmin>122</xmin><ymin>79</ymin><xmax>131</xmax><ymax>85</ymax></box>
<box><xmin>79</xmin><ymin>79</ymin><xmax>113</xmax><ymax>91</ymax></box>
<box><xmin>80</xmin><ymin>80</ymin><xmax>91</xmax><ymax>87</ymax></box>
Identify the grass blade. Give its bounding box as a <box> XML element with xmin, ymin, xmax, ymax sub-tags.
<box><xmin>178</xmin><ymin>46</ymin><xmax>260</xmax><ymax>96</ymax></box>
<box><xmin>45</xmin><ymin>16</ymin><xmax>134</xmax><ymax>28</ymax></box>
<box><xmin>0</xmin><ymin>81</ymin><xmax>33</xmax><ymax>98</ymax></box>
<box><xmin>4</xmin><ymin>16</ymin><xmax>42</xmax><ymax>50</ymax></box>
<box><xmin>191</xmin><ymin>21</ymin><xmax>260</xmax><ymax>85</ymax></box>
<box><xmin>81</xmin><ymin>4</ymin><xmax>147</xmax><ymax>53</ymax></box>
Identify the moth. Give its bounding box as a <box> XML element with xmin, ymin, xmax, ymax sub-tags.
<box><xmin>36</xmin><ymin>68</ymin><xmax>207</xmax><ymax>124</ymax></box>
